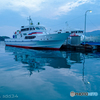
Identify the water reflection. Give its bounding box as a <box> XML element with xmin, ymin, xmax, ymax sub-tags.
<box><xmin>82</xmin><ymin>54</ymin><xmax>86</xmax><ymax>84</ymax></box>
<box><xmin>5</xmin><ymin>46</ymin><xmax>71</xmax><ymax>75</ymax></box>
<box><xmin>61</xmin><ymin>51</ymin><xmax>83</xmax><ymax>64</ymax></box>
<box><xmin>5</xmin><ymin>46</ymin><xmax>99</xmax><ymax>82</ymax></box>
<box><xmin>3</xmin><ymin>46</ymin><xmax>100</xmax><ymax>99</ymax></box>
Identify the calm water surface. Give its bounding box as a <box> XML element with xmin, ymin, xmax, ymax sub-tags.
<box><xmin>0</xmin><ymin>41</ymin><xmax>100</xmax><ymax>100</ymax></box>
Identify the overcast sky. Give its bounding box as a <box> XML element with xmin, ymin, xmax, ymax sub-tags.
<box><xmin>0</xmin><ymin>0</ymin><xmax>100</xmax><ymax>37</ymax></box>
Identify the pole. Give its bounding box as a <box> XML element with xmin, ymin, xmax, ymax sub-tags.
<box><xmin>84</xmin><ymin>12</ymin><xmax>87</xmax><ymax>45</ymax></box>
<box><xmin>84</xmin><ymin>10</ymin><xmax>92</xmax><ymax>45</ymax></box>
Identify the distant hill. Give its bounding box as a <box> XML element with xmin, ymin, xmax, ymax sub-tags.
<box><xmin>86</xmin><ymin>30</ymin><xmax>100</xmax><ymax>36</ymax></box>
<box><xmin>0</xmin><ymin>36</ymin><xmax>10</xmax><ymax>41</ymax></box>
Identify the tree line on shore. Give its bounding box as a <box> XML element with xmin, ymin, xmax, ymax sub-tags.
<box><xmin>0</xmin><ymin>36</ymin><xmax>10</xmax><ymax>41</ymax></box>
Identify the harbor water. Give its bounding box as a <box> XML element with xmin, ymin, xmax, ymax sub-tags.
<box><xmin>0</xmin><ymin>41</ymin><xmax>100</xmax><ymax>100</ymax></box>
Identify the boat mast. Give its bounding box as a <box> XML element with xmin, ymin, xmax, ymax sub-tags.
<box><xmin>27</xmin><ymin>16</ymin><xmax>33</xmax><ymax>25</ymax></box>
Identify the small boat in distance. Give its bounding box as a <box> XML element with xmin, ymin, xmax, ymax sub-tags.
<box><xmin>5</xmin><ymin>17</ymin><xmax>70</xmax><ymax>50</ymax></box>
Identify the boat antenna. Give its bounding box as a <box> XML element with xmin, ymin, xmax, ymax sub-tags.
<box><xmin>27</xmin><ymin>16</ymin><xmax>33</xmax><ymax>25</ymax></box>
<box><xmin>65</xmin><ymin>21</ymin><xmax>71</xmax><ymax>30</ymax></box>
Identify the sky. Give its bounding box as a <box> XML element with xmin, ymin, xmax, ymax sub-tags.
<box><xmin>0</xmin><ymin>0</ymin><xmax>100</xmax><ymax>37</ymax></box>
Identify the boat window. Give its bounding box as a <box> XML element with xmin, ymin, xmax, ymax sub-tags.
<box><xmin>21</xmin><ymin>28</ymin><xmax>29</xmax><ymax>31</ymax></box>
<box><xmin>71</xmin><ymin>31</ymin><xmax>76</xmax><ymax>33</ymax></box>
<box><xmin>25</xmin><ymin>36</ymin><xmax>36</xmax><ymax>39</ymax></box>
<box><xmin>58</xmin><ymin>32</ymin><xmax>61</xmax><ymax>33</ymax></box>
<box><xmin>21</xmin><ymin>26</ymin><xmax>24</xmax><ymax>28</ymax></box>
<box><xmin>35</xmin><ymin>27</ymin><xmax>40</xmax><ymax>30</ymax></box>
<box><xmin>30</xmin><ymin>28</ymin><xmax>32</xmax><ymax>30</ymax></box>
<box><xmin>40</xmin><ymin>27</ymin><xmax>46</xmax><ymax>30</ymax></box>
<box><xmin>35</xmin><ymin>26</ymin><xmax>46</xmax><ymax>30</ymax></box>
<box><xmin>33</xmin><ymin>27</ymin><xmax>35</xmax><ymax>30</ymax></box>
<box><xmin>77</xmin><ymin>31</ymin><xmax>83</xmax><ymax>33</ymax></box>
<box><xmin>79</xmin><ymin>31</ymin><xmax>83</xmax><ymax>33</ymax></box>
<box><xmin>23</xmin><ymin>33</ymin><xmax>27</xmax><ymax>35</ymax></box>
<box><xmin>71</xmin><ymin>31</ymin><xmax>83</xmax><ymax>33</ymax></box>
<box><xmin>27</xmin><ymin>28</ymin><xmax>29</xmax><ymax>30</ymax></box>
<box><xmin>21</xmin><ymin>29</ymin><xmax>25</xmax><ymax>31</ymax></box>
<box><xmin>66</xmin><ymin>31</ymin><xmax>69</xmax><ymax>33</ymax></box>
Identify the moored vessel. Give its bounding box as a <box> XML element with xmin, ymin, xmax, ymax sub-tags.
<box><xmin>5</xmin><ymin>17</ymin><xmax>70</xmax><ymax>50</ymax></box>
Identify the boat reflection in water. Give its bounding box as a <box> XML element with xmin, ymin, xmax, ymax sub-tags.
<box><xmin>5</xmin><ymin>46</ymin><xmax>90</xmax><ymax>85</ymax></box>
<box><xmin>5</xmin><ymin>46</ymin><xmax>71</xmax><ymax>75</ymax></box>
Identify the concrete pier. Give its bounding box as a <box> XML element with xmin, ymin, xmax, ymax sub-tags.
<box><xmin>60</xmin><ymin>36</ymin><xmax>99</xmax><ymax>52</ymax></box>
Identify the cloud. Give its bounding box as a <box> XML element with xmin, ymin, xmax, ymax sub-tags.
<box><xmin>0</xmin><ymin>0</ymin><xmax>45</xmax><ymax>14</ymax></box>
<box><xmin>0</xmin><ymin>0</ymin><xmax>96</xmax><ymax>18</ymax></box>
<box><xmin>54</xmin><ymin>0</ymin><xmax>90</xmax><ymax>16</ymax></box>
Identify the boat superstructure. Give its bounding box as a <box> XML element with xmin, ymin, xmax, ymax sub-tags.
<box><xmin>5</xmin><ymin>17</ymin><xmax>70</xmax><ymax>50</ymax></box>
<box><xmin>70</xmin><ymin>29</ymin><xmax>84</xmax><ymax>41</ymax></box>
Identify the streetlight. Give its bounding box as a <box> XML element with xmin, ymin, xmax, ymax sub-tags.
<box><xmin>84</xmin><ymin>10</ymin><xmax>92</xmax><ymax>45</ymax></box>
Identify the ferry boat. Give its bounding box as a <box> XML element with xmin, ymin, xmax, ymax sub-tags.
<box><xmin>5</xmin><ymin>17</ymin><xmax>70</xmax><ymax>50</ymax></box>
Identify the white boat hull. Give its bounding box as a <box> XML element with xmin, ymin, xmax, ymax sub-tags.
<box><xmin>5</xmin><ymin>33</ymin><xmax>70</xmax><ymax>50</ymax></box>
